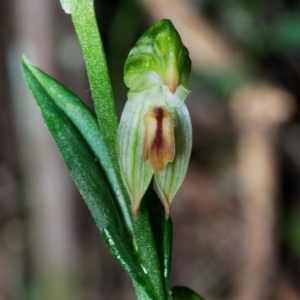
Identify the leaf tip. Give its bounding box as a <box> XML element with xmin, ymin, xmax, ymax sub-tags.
<box><xmin>21</xmin><ymin>55</ymin><xmax>34</xmax><ymax>71</ymax></box>
<box><xmin>21</xmin><ymin>55</ymin><xmax>29</xmax><ymax>67</ymax></box>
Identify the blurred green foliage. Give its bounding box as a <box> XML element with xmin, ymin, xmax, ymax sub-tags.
<box><xmin>189</xmin><ymin>0</ymin><xmax>300</xmax><ymax>100</ymax></box>
<box><xmin>283</xmin><ymin>210</ymin><xmax>300</xmax><ymax>259</ymax></box>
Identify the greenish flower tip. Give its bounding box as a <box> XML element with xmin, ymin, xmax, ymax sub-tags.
<box><xmin>118</xmin><ymin>19</ymin><xmax>192</xmax><ymax>219</ymax></box>
<box><xmin>124</xmin><ymin>19</ymin><xmax>191</xmax><ymax>97</ymax></box>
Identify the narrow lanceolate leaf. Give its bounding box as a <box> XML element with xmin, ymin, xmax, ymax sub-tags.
<box><xmin>22</xmin><ymin>59</ymin><xmax>133</xmax><ymax>232</ymax></box>
<box><xmin>155</xmin><ymin>103</ymin><xmax>192</xmax><ymax>218</ymax></box>
<box><xmin>145</xmin><ymin>187</ymin><xmax>173</xmax><ymax>300</ymax></box>
<box><xmin>23</xmin><ymin>57</ymin><xmax>166</xmax><ymax>300</ymax></box>
<box><xmin>172</xmin><ymin>286</ymin><xmax>205</xmax><ymax>300</ymax></box>
<box><xmin>130</xmin><ymin>203</ymin><xmax>166</xmax><ymax>300</ymax></box>
<box><xmin>22</xmin><ymin>57</ymin><xmax>155</xmax><ymax>298</ymax></box>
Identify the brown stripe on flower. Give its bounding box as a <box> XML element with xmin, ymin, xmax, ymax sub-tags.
<box><xmin>143</xmin><ymin>107</ymin><xmax>175</xmax><ymax>171</ymax></box>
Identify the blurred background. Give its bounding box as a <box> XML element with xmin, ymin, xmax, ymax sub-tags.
<box><xmin>1</xmin><ymin>0</ymin><xmax>300</xmax><ymax>299</ymax></box>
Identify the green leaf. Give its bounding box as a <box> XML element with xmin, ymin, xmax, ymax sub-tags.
<box><xmin>132</xmin><ymin>203</ymin><xmax>167</xmax><ymax>300</ymax></box>
<box><xmin>22</xmin><ymin>57</ymin><xmax>154</xmax><ymax>298</ymax></box>
<box><xmin>22</xmin><ymin>58</ymin><xmax>133</xmax><ymax>232</ymax></box>
<box><xmin>172</xmin><ymin>286</ymin><xmax>205</xmax><ymax>300</ymax></box>
<box><xmin>145</xmin><ymin>186</ymin><xmax>173</xmax><ymax>299</ymax></box>
<box><xmin>22</xmin><ymin>57</ymin><xmax>168</xmax><ymax>299</ymax></box>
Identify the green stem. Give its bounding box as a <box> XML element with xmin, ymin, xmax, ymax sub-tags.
<box><xmin>70</xmin><ymin>0</ymin><xmax>133</xmax><ymax>232</ymax></box>
<box><xmin>68</xmin><ymin>1</ymin><xmax>167</xmax><ymax>299</ymax></box>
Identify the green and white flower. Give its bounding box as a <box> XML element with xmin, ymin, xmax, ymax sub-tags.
<box><xmin>117</xmin><ymin>19</ymin><xmax>192</xmax><ymax>218</ymax></box>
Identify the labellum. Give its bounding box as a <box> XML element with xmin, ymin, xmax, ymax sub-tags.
<box><xmin>143</xmin><ymin>107</ymin><xmax>175</xmax><ymax>171</ymax></box>
<box><xmin>117</xmin><ymin>19</ymin><xmax>192</xmax><ymax>218</ymax></box>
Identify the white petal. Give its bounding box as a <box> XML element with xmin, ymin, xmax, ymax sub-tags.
<box><xmin>117</xmin><ymin>99</ymin><xmax>154</xmax><ymax>217</ymax></box>
<box><xmin>154</xmin><ymin>103</ymin><xmax>192</xmax><ymax>218</ymax></box>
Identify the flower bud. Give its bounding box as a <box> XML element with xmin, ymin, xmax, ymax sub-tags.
<box><xmin>117</xmin><ymin>19</ymin><xmax>192</xmax><ymax>218</ymax></box>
